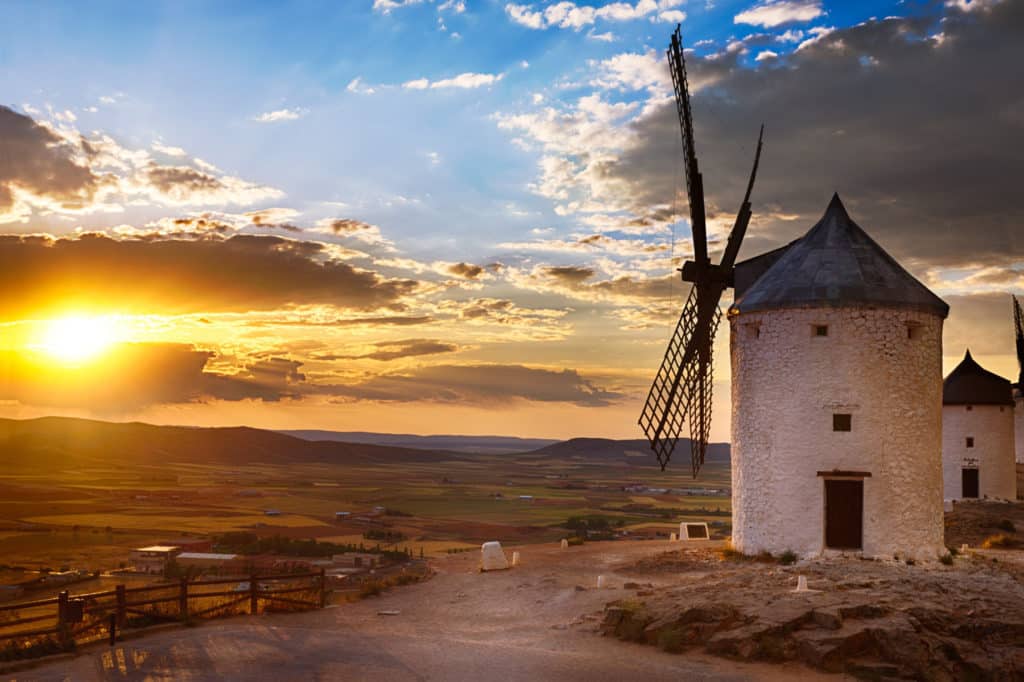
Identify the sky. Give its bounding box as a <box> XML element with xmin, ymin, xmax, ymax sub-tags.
<box><xmin>0</xmin><ymin>0</ymin><xmax>1021</xmax><ymax>441</ymax></box>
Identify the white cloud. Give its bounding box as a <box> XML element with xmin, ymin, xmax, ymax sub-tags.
<box><xmin>252</xmin><ymin>108</ymin><xmax>308</xmax><ymax>123</ymax></box>
<box><xmin>152</xmin><ymin>141</ymin><xmax>188</xmax><ymax>157</ymax></box>
<box><xmin>373</xmin><ymin>0</ymin><xmax>426</xmax><ymax>13</ymax></box>
<box><xmin>734</xmin><ymin>0</ymin><xmax>824</xmax><ymax>28</ymax></box>
<box><xmin>755</xmin><ymin>49</ymin><xmax>779</xmax><ymax>61</ymax></box>
<box><xmin>506</xmin><ymin>0</ymin><xmax>685</xmax><ymax>31</ymax></box>
<box><xmin>346</xmin><ymin>77</ymin><xmax>377</xmax><ymax>95</ymax></box>
<box><xmin>657</xmin><ymin>10</ymin><xmax>687</xmax><ymax>22</ymax></box>
<box><xmin>404</xmin><ymin>72</ymin><xmax>504</xmax><ymax>89</ymax></box>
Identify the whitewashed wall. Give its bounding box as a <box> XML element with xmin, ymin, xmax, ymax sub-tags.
<box><xmin>942</xmin><ymin>404</ymin><xmax>1016</xmax><ymax>501</ymax></box>
<box><xmin>730</xmin><ymin>307</ymin><xmax>945</xmax><ymax>561</ymax></box>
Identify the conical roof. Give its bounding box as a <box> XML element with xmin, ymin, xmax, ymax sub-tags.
<box><xmin>943</xmin><ymin>350</ymin><xmax>1014</xmax><ymax>406</ymax></box>
<box><xmin>731</xmin><ymin>194</ymin><xmax>948</xmax><ymax>317</ymax></box>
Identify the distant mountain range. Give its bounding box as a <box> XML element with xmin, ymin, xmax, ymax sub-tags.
<box><xmin>279</xmin><ymin>430</ymin><xmax>559</xmax><ymax>454</ymax></box>
<box><xmin>0</xmin><ymin>417</ymin><xmax>730</xmax><ymax>468</ymax></box>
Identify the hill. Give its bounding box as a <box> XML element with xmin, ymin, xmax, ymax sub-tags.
<box><xmin>524</xmin><ymin>437</ymin><xmax>730</xmax><ymax>464</ymax></box>
<box><xmin>280</xmin><ymin>430</ymin><xmax>558</xmax><ymax>454</ymax></box>
<box><xmin>0</xmin><ymin>416</ymin><xmax>460</xmax><ymax>469</ymax></box>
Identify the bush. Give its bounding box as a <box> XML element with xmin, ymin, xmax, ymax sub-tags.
<box><xmin>996</xmin><ymin>519</ymin><xmax>1016</xmax><ymax>533</ymax></box>
<box><xmin>982</xmin><ymin>533</ymin><xmax>1015</xmax><ymax>549</ymax></box>
<box><xmin>657</xmin><ymin>626</ymin><xmax>686</xmax><ymax>654</ymax></box>
<box><xmin>778</xmin><ymin>550</ymin><xmax>797</xmax><ymax>566</ymax></box>
<box><xmin>567</xmin><ymin>536</ymin><xmax>585</xmax><ymax>546</ymax></box>
<box><xmin>940</xmin><ymin>553</ymin><xmax>954</xmax><ymax>565</ymax></box>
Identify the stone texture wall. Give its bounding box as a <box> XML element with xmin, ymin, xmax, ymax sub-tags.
<box><xmin>730</xmin><ymin>306</ymin><xmax>945</xmax><ymax>561</ymax></box>
<box><xmin>1016</xmin><ymin>394</ymin><xmax>1024</xmax><ymax>465</ymax></box>
<box><xmin>942</xmin><ymin>404</ymin><xmax>1016</xmax><ymax>501</ymax></box>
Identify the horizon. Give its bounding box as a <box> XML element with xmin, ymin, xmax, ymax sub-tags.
<box><xmin>1</xmin><ymin>0</ymin><xmax>1022</xmax><ymax>441</ymax></box>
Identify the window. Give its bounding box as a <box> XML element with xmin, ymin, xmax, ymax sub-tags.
<box><xmin>814</xmin><ymin>325</ymin><xmax>829</xmax><ymax>337</ymax></box>
<box><xmin>966</xmin><ymin>405</ymin><xmax>973</xmax><ymax>411</ymax></box>
<box><xmin>966</xmin><ymin>437</ymin><xmax>974</xmax><ymax>448</ymax></box>
<box><xmin>833</xmin><ymin>414</ymin><xmax>852</xmax><ymax>431</ymax></box>
<box><xmin>906</xmin><ymin>323</ymin><xmax>922</xmax><ymax>340</ymax></box>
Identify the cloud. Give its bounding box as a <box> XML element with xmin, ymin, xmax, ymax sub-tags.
<box><xmin>0</xmin><ymin>233</ymin><xmax>418</xmax><ymax>319</ymax></box>
<box><xmin>373</xmin><ymin>0</ymin><xmax>426</xmax><ymax>12</ymax></box>
<box><xmin>151</xmin><ymin>142</ymin><xmax>188</xmax><ymax>157</ymax></box>
<box><xmin>734</xmin><ymin>0</ymin><xmax>824</xmax><ymax>28</ymax></box>
<box><xmin>0</xmin><ymin>343</ymin><xmax>305</xmax><ymax>410</ymax></box>
<box><xmin>505</xmin><ymin>0</ymin><xmax>685</xmax><ymax>30</ymax></box>
<box><xmin>403</xmin><ymin>72</ymin><xmax>504</xmax><ymax>89</ymax></box>
<box><xmin>446</xmin><ymin>262</ymin><xmax>487</xmax><ymax>279</ymax></box>
<box><xmin>0</xmin><ymin>105</ymin><xmax>106</xmax><ymax>222</ymax></box>
<box><xmin>330</xmin><ymin>363</ymin><xmax>623</xmax><ymax>406</ymax></box>
<box><xmin>252</xmin><ymin>108</ymin><xmax>308</xmax><ymax>123</ymax></box>
<box><xmin>313</xmin><ymin>217</ymin><xmax>392</xmax><ymax>247</ymax></box>
<box><xmin>346</xmin><ymin>77</ymin><xmax>377</xmax><ymax>95</ymax></box>
<box><xmin>500</xmin><ymin>2</ymin><xmax>1024</xmax><ymax>273</ymax></box>
<box><xmin>326</xmin><ymin>338</ymin><xmax>459</xmax><ymax>361</ymax></box>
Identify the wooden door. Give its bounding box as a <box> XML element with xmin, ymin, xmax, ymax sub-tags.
<box><xmin>962</xmin><ymin>469</ymin><xmax>979</xmax><ymax>498</ymax></box>
<box><xmin>825</xmin><ymin>479</ymin><xmax>863</xmax><ymax>550</ymax></box>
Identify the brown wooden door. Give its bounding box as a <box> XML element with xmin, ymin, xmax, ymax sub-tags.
<box><xmin>825</xmin><ymin>479</ymin><xmax>863</xmax><ymax>550</ymax></box>
<box><xmin>962</xmin><ymin>469</ymin><xmax>979</xmax><ymax>498</ymax></box>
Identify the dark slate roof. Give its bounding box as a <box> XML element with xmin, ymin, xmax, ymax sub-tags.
<box><xmin>731</xmin><ymin>194</ymin><xmax>949</xmax><ymax>317</ymax></box>
<box><xmin>943</xmin><ymin>350</ymin><xmax>1015</xmax><ymax>406</ymax></box>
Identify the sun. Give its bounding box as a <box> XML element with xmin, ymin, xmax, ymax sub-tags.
<box><xmin>40</xmin><ymin>316</ymin><xmax>118</xmax><ymax>363</ymax></box>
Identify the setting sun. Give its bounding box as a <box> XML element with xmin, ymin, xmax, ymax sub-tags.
<box><xmin>40</xmin><ymin>316</ymin><xmax>118</xmax><ymax>362</ymax></box>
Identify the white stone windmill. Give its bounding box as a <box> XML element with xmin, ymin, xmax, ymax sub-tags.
<box><xmin>641</xmin><ymin>27</ymin><xmax>951</xmax><ymax>560</ymax></box>
<box><xmin>941</xmin><ymin>350</ymin><xmax>1016</xmax><ymax>501</ymax></box>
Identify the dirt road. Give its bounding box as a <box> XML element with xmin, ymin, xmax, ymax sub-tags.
<box><xmin>15</xmin><ymin>541</ymin><xmax>837</xmax><ymax>681</ymax></box>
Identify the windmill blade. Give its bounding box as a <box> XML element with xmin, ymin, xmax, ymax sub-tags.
<box><xmin>719</xmin><ymin>125</ymin><xmax>764</xmax><ymax>272</ymax></box>
<box><xmin>638</xmin><ymin>284</ymin><xmax>723</xmax><ymax>474</ymax></box>
<box><xmin>1014</xmin><ymin>294</ymin><xmax>1024</xmax><ymax>388</ymax></box>
<box><xmin>668</xmin><ymin>24</ymin><xmax>708</xmax><ymax>268</ymax></box>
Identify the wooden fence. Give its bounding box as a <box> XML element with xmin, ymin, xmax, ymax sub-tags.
<box><xmin>0</xmin><ymin>569</ymin><xmax>327</xmax><ymax>662</ymax></box>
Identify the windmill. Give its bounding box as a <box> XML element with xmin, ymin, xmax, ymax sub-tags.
<box><xmin>1013</xmin><ymin>295</ymin><xmax>1023</xmax><ymax>390</ymax></box>
<box><xmin>638</xmin><ymin>26</ymin><xmax>764</xmax><ymax>476</ymax></box>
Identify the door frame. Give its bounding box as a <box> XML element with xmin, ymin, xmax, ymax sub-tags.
<box><xmin>817</xmin><ymin>470</ymin><xmax>871</xmax><ymax>553</ymax></box>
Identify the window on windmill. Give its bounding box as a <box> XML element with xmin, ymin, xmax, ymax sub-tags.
<box><xmin>833</xmin><ymin>414</ymin><xmax>852</xmax><ymax>432</ymax></box>
<box><xmin>966</xmin><ymin>437</ymin><xmax>974</xmax><ymax>448</ymax></box>
<box><xmin>966</xmin><ymin>405</ymin><xmax>973</xmax><ymax>412</ymax></box>
<box><xmin>813</xmin><ymin>324</ymin><xmax>829</xmax><ymax>337</ymax></box>
<box><xmin>747</xmin><ymin>323</ymin><xmax>761</xmax><ymax>339</ymax></box>
<box><xmin>906</xmin><ymin>322</ymin><xmax>923</xmax><ymax>340</ymax></box>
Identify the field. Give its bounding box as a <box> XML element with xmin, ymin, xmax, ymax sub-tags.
<box><xmin>0</xmin><ymin>428</ymin><xmax>731</xmax><ymax>575</ymax></box>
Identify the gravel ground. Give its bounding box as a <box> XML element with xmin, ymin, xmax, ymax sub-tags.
<box><xmin>12</xmin><ymin>540</ymin><xmax>834</xmax><ymax>681</ymax></box>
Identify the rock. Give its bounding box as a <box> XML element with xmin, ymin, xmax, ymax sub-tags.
<box><xmin>811</xmin><ymin>608</ymin><xmax>843</xmax><ymax>630</ymax></box>
<box><xmin>623</xmin><ymin>582</ymin><xmax>640</xmax><ymax>590</ymax></box>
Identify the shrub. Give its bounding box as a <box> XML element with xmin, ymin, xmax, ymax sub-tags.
<box><xmin>940</xmin><ymin>553</ymin><xmax>954</xmax><ymax>565</ymax></box>
<box><xmin>778</xmin><ymin>550</ymin><xmax>797</xmax><ymax>566</ymax></box>
<box><xmin>996</xmin><ymin>519</ymin><xmax>1016</xmax><ymax>533</ymax></box>
<box><xmin>657</xmin><ymin>626</ymin><xmax>686</xmax><ymax>654</ymax></box>
<box><xmin>567</xmin><ymin>536</ymin><xmax>585</xmax><ymax>546</ymax></box>
<box><xmin>982</xmin><ymin>533</ymin><xmax>1015</xmax><ymax>549</ymax></box>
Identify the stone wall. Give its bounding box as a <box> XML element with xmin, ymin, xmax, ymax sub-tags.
<box><xmin>942</xmin><ymin>404</ymin><xmax>1016</xmax><ymax>501</ymax></box>
<box><xmin>1016</xmin><ymin>394</ymin><xmax>1024</xmax><ymax>465</ymax></box>
<box><xmin>730</xmin><ymin>306</ymin><xmax>945</xmax><ymax>561</ymax></box>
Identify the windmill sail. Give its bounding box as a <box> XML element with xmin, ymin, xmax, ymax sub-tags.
<box><xmin>1014</xmin><ymin>294</ymin><xmax>1024</xmax><ymax>389</ymax></box>
<box><xmin>639</xmin><ymin>25</ymin><xmax>764</xmax><ymax>477</ymax></box>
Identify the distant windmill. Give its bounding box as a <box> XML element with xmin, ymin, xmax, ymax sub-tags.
<box><xmin>638</xmin><ymin>26</ymin><xmax>764</xmax><ymax>477</ymax></box>
<box><xmin>1014</xmin><ymin>294</ymin><xmax>1024</xmax><ymax>390</ymax></box>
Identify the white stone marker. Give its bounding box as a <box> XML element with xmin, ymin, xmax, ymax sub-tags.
<box><xmin>512</xmin><ymin>551</ymin><xmax>520</xmax><ymax>566</ymax></box>
<box><xmin>597</xmin><ymin>575</ymin><xmax>605</xmax><ymax>589</ymax></box>
<box><xmin>560</xmin><ymin>538</ymin><xmax>569</xmax><ymax>549</ymax></box>
<box><xmin>669</xmin><ymin>532</ymin><xmax>678</xmax><ymax>542</ymax></box>
<box><xmin>480</xmin><ymin>541</ymin><xmax>510</xmax><ymax>571</ymax></box>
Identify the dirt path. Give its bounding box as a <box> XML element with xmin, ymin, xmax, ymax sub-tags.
<box><xmin>14</xmin><ymin>541</ymin><xmax>837</xmax><ymax>681</ymax></box>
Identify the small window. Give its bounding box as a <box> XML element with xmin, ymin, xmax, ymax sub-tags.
<box><xmin>746</xmin><ymin>323</ymin><xmax>761</xmax><ymax>339</ymax></box>
<box><xmin>966</xmin><ymin>437</ymin><xmax>974</xmax><ymax>448</ymax></box>
<box><xmin>814</xmin><ymin>325</ymin><xmax>829</xmax><ymax>337</ymax></box>
<box><xmin>833</xmin><ymin>414</ymin><xmax>852</xmax><ymax>431</ymax></box>
<box><xmin>906</xmin><ymin>323</ymin><xmax>923</xmax><ymax>340</ymax></box>
<box><xmin>966</xmin><ymin>405</ymin><xmax>973</xmax><ymax>411</ymax></box>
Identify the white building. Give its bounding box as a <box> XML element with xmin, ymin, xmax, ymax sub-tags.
<box><xmin>729</xmin><ymin>195</ymin><xmax>948</xmax><ymax>561</ymax></box>
<box><xmin>942</xmin><ymin>350</ymin><xmax>1017</xmax><ymax>501</ymax></box>
<box><xmin>130</xmin><ymin>545</ymin><xmax>181</xmax><ymax>574</ymax></box>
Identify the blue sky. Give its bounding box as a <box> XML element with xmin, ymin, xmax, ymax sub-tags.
<box><xmin>0</xmin><ymin>0</ymin><xmax>1019</xmax><ymax>440</ymax></box>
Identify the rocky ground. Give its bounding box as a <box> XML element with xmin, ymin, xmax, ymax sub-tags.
<box><xmin>603</xmin><ymin>502</ymin><xmax>1024</xmax><ymax>680</ymax></box>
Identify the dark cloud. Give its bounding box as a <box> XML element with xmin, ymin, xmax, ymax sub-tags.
<box><xmin>145</xmin><ymin>164</ymin><xmax>224</xmax><ymax>196</ymax></box>
<box><xmin>446</xmin><ymin>262</ymin><xmax>486</xmax><ymax>279</ymax></box>
<box><xmin>321</xmin><ymin>339</ymin><xmax>459</xmax><ymax>361</ymax></box>
<box><xmin>0</xmin><ymin>233</ymin><xmax>418</xmax><ymax>319</ymax></box>
<box><xmin>328</xmin><ymin>364</ymin><xmax>623</xmax><ymax>406</ymax></box>
<box><xmin>543</xmin><ymin>265</ymin><xmax>595</xmax><ymax>284</ymax></box>
<box><xmin>605</xmin><ymin>1</ymin><xmax>1024</xmax><ymax>269</ymax></box>
<box><xmin>0</xmin><ymin>343</ymin><xmax>304</xmax><ymax>410</ymax></box>
<box><xmin>460</xmin><ymin>298</ymin><xmax>514</xmax><ymax>319</ymax></box>
<box><xmin>0</xmin><ymin>106</ymin><xmax>103</xmax><ymax>215</ymax></box>
<box><xmin>321</xmin><ymin>219</ymin><xmax>375</xmax><ymax>234</ymax></box>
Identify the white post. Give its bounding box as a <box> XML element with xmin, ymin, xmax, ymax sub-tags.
<box><xmin>512</xmin><ymin>551</ymin><xmax>520</xmax><ymax>566</ymax></box>
<box><xmin>560</xmin><ymin>538</ymin><xmax>568</xmax><ymax>549</ymax></box>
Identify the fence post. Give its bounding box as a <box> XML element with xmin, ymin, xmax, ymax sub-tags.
<box><xmin>108</xmin><ymin>613</ymin><xmax>117</xmax><ymax>646</ymax></box>
<box><xmin>57</xmin><ymin>590</ymin><xmax>69</xmax><ymax>626</ymax></box>
<box><xmin>115</xmin><ymin>584</ymin><xmax>126</xmax><ymax>627</ymax></box>
<box><xmin>249</xmin><ymin>575</ymin><xmax>258</xmax><ymax>615</ymax></box>
<box><xmin>179</xmin><ymin>578</ymin><xmax>189</xmax><ymax>621</ymax></box>
<box><xmin>319</xmin><ymin>568</ymin><xmax>327</xmax><ymax>609</ymax></box>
